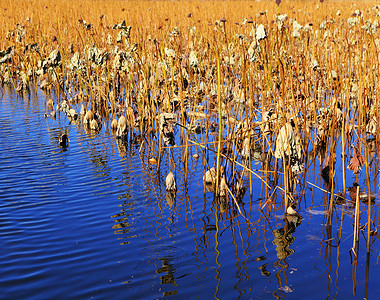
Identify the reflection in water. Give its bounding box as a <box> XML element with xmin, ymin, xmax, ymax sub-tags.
<box><xmin>2</xmin><ymin>87</ymin><xmax>379</xmax><ymax>299</ymax></box>
<box><xmin>258</xmin><ymin>262</ymin><xmax>271</xmax><ymax>277</ymax></box>
<box><xmin>111</xmin><ymin>193</ymin><xmax>135</xmax><ymax>245</ymax></box>
<box><xmin>165</xmin><ymin>192</ymin><xmax>176</xmax><ymax>209</ymax></box>
<box><xmin>272</xmin><ymin>217</ymin><xmax>301</xmax><ymax>260</ymax></box>
<box><xmin>156</xmin><ymin>257</ymin><xmax>178</xmax><ymax>297</ymax></box>
<box><xmin>271</xmin><ymin>217</ymin><xmax>302</xmax><ymax>298</ymax></box>
<box><xmin>217</xmin><ymin>197</ymin><xmax>228</xmax><ymax>217</ymax></box>
<box><xmin>116</xmin><ymin>137</ymin><xmax>128</xmax><ymax>158</ymax></box>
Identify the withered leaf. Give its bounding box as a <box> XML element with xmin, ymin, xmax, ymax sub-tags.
<box><xmin>347</xmin><ymin>147</ymin><xmax>364</xmax><ymax>174</ymax></box>
<box><xmin>165</xmin><ymin>171</ymin><xmax>176</xmax><ymax>191</ymax></box>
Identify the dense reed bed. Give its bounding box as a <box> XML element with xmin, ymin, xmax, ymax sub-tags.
<box><xmin>1</xmin><ymin>0</ymin><xmax>380</xmax><ymax>267</ymax></box>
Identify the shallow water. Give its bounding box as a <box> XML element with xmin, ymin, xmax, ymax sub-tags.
<box><xmin>1</xmin><ymin>87</ymin><xmax>380</xmax><ymax>299</ymax></box>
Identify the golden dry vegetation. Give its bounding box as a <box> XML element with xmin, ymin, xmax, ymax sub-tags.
<box><xmin>1</xmin><ymin>0</ymin><xmax>380</xmax><ymax>254</ymax></box>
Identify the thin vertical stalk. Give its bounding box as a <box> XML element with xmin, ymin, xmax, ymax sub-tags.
<box><xmin>364</xmin><ymin>136</ymin><xmax>371</xmax><ymax>253</ymax></box>
<box><xmin>216</xmin><ymin>54</ymin><xmax>222</xmax><ymax>192</ymax></box>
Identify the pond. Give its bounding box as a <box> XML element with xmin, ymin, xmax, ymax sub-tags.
<box><xmin>1</xmin><ymin>86</ymin><xmax>379</xmax><ymax>299</ymax></box>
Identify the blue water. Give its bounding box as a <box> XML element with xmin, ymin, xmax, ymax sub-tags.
<box><xmin>1</xmin><ymin>87</ymin><xmax>379</xmax><ymax>299</ymax></box>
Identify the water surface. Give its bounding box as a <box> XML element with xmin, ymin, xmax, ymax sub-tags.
<box><xmin>1</xmin><ymin>87</ymin><xmax>379</xmax><ymax>299</ymax></box>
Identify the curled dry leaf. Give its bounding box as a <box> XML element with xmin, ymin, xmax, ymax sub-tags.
<box><xmin>39</xmin><ymin>79</ymin><xmax>50</xmax><ymax>90</ymax></box>
<box><xmin>83</xmin><ymin>110</ymin><xmax>94</xmax><ymax>125</ymax></box>
<box><xmin>274</xmin><ymin>122</ymin><xmax>297</xmax><ymax>160</ymax></box>
<box><xmin>166</xmin><ymin>171</ymin><xmax>176</xmax><ymax>191</ymax></box>
<box><xmin>276</xmin><ymin>14</ymin><xmax>288</xmax><ymax>30</ymax></box>
<box><xmin>348</xmin><ymin>147</ymin><xmax>364</xmax><ymax>174</ymax></box>
<box><xmin>116</xmin><ymin>115</ymin><xmax>127</xmax><ymax>138</ymax></box>
<box><xmin>286</xmin><ymin>205</ymin><xmax>298</xmax><ymax>216</ymax></box>
<box><xmin>58</xmin><ymin>100</ymin><xmax>69</xmax><ymax>114</ymax></box>
<box><xmin>164</xmin><ymin>47</ymin><xmax>176</xmax><ymax>59</ymax></box>
<box><xmin>47</xmin><ymin>49</ymin><xmax>61</xmax><ymax>67</ymax></box>
<box><xmin>159</xmin><ymin>112</ymin><xmax>177</xmax><ymax>146</ymax></box>
<box><xmin>203</xmin><ymin>167</ymin><xmax>216</xmax><ymax>184</ymax></box>
<box><xmin>111</xmin><ymin>119</ymin><xmax>118</xmax><ymax>131</ymax></box>
<box><xmin>189</xmin><ymin>50</ymin><xmax>198</xmax><ymax>68</ymax></box>
<box><xmin>292</xmin><ymin>20</ymin><xmax>303</xmax><ymax>38</ymax></box>
<box><xmin>68</xmin><ymin>108</ymin><xmax>78</xmax><ymax>120</ymax></box>
<box><xmin>203</xmin><ymin>167</ymin><xmax>226</xmax><ymax>196</ymax></box>
<box><xmin>260</xmin><ymin>108</ymin><xmax>274</xmax><ymax>134</ymax></box>
<box><xmin>218</xmin><ymin>176</ymin><xmax>228</xmax><ymax>197</ymax></box>
<box><xmin>366</xmin><ymin>117</ymin><xmax>377</xmax><ymax>135</ymax></box>
<box><xmin>256</xmin><ymin>24</ymin><xmax>267</xmax><ymax>42</ymax></box>
<box><xmin>148</xmin><ymin>157</ymin><xmax>157</xmax><ymax>164</ymax></box>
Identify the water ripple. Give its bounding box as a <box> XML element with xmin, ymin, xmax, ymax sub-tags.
<box><xmin>1</xmin><ymin>87</ymin><xmax>375</xmax><ymax>299</ymax></box>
